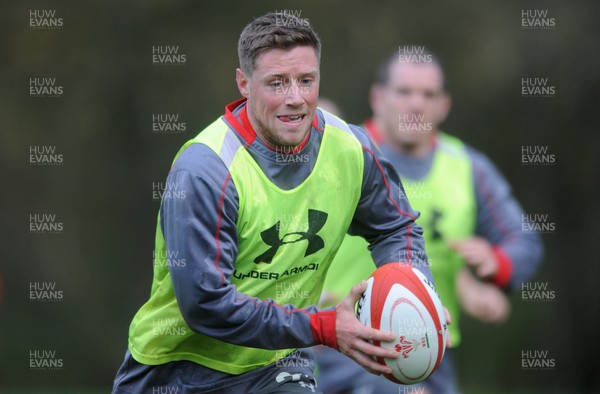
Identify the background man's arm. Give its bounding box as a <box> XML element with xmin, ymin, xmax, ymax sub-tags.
<box><xmin>452</xmin><ymin>148</ymin><xmax>544</xmax><ymax>290</ymax></box>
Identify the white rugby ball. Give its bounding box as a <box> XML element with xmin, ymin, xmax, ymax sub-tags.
<box><xmin>356</xmin><ymin>263</ymin><xmax>448</xmax><ymax>384</ymax></box>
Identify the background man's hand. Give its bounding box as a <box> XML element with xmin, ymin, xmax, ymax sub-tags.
<box><xmin>444</xmin><ymin>306</ymin><xmax>452</xmax><ymax>348</ymax></box>
<box><xmin>456</xmin><ymin>268</ymin><xmax>510</xmax><ymax>323</ymax></box>
<box><xmin>335</xmin><ymin>281</ymin><xmax>398</xmax><ymax>375</ymax></box>
<box><xmin>450</xmin><ymin>236</ymin><xmax>498</xmax><ymax>279</ymax></box>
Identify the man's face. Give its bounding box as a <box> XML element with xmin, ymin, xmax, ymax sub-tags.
<box><xmin>373</xmin><ymin>61</ymin><xmax>449</xmax><ymax>147</ymax></box>
<box><xmin>236</xmin><ymin>45</ymin><xmax>320</xmax><ymax>148</ymax></box>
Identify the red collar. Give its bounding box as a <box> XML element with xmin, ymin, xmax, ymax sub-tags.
<box><xmin>363</xmin><ymin>118</ymin><xmax>383</xmax><ymax>144</ymax></box>
<box><xmin>224</xmin><ymin>98</ymin><xmax>255</xmax><ymax>146</ymax></box>
<box><xmin>223</xmin><ymin>98</ymin><xmax>313</xmax><ymax>153</ymax></box>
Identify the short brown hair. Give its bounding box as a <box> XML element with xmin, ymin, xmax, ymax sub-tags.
<box><xmin>238</xmin><ymin>12</ymin><xmax>321</xmax><ymax>75</ymax></box>
<box><xmin>375</xmin><ymin>47</ymin><xmax>446</xmax><ymax>89</ymax></box>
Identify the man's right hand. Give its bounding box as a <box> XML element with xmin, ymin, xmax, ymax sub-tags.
<box><xmin>335</xmin><ymin>281</ymin><xmax>399</xmax><ymax>375</ymax></box>
<box><xmin>456</xmin><ymin>268</ymin><xmax>510</xmax><ymax>323</ymax></box>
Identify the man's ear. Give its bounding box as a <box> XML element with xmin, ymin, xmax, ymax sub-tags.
<box><xmin>236</xmin><ymin>68</ymin><xmax>250</xmax><ymax>98</ymax></box>
<box><xmin>436</xmin><ymin>92</ymin><xmax>452</xmax><ymax>124</ymax></box>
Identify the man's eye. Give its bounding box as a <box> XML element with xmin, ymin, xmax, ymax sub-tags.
<box><xmin>396</xmin><ymin>88</ymin><xmax>410</xmax><ymax>96</ymax></box>
<box><xmin>271</xmin><ymin>81</ymin><xmax>282</xmax><ymax>88</ymax></box>
<box><xmin>424</xmin><ymin>91</ymin><xmax>440</xmax><ymax>100</ymax></box>
<box><xmin>301</xmin><ymin>79</ymin><xmax>312</xmax><ymax>85</ymax></box>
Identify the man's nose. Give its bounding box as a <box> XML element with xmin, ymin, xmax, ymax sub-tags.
<box><xmin>408</xmin><ymin>93</ymin><xmax>427</xmax><ymax>111</ymax></box>
<box><xmin>284</xmin><ymin>79</ymin><xmax>305</xmax><ymax>106</ymax></box>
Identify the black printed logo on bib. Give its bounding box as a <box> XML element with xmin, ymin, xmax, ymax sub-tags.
<box><xmin>254</xmin><ymin>209</ymin><xmax>328</xmax><ymax>264</ymax></box>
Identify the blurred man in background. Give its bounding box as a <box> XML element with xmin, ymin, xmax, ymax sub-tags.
<box><xmin>315</xmin><ymin>49</ymin><xmax>543</xmax><ymax>394</ymax></box>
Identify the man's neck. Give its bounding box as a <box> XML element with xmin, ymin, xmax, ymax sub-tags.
<box><xmin>374</xmin><ymin>117</ymin><xmax>437</xmax><ymax>158</ymax></box>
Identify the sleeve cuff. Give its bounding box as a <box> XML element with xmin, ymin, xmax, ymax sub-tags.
<box><xmin>310</xmin><ymin>310</ymin><xmax>338</xmax><ymax>350</ymax></box>
<box><xmin>492</xmin><ymin>246</ymin><xmax>513</xmax><ymax>287</ymax></box>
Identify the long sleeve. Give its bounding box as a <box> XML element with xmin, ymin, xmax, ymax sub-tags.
<box><xmin>469</xmin><ymin>147</ymin><xmax>544</xmax><ymax>290</ymax></box>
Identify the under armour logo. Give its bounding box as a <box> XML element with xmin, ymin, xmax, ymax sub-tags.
<box><xmin>275</xmin><ymin>372</ymin><xmax>303</xmax><ymax>383</ymax></box>
<box><xmin>274</xmin><ymin>373</ymin><xmax>316</xmax><ymax>392</ymax></box>
<box><xmin>254</xmin><ymin>209</ymin><xmax>328</xmax><ymax>264</ymax></box>
<box><xmin>298</xmin><ymin>380</ymin><xmax>316</xmax><ymax>392</ymax></box>
<box><xmin>429</xmin><ymin>209</ymin><xmax>443</xmax><ymax>240</ymax></box>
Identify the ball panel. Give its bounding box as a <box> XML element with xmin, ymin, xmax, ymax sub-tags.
<box><xmin>357</xmin><ymin>263</ymin><xmax>448</xmax><ymax>385</ymax></box>
<box><xmin>382</xmin><ymin>264</ymin><xmax>445</xmax><ymax>373</ymax></box>
<box><xmin>356</xmin><ymin>276</ymin><xmax>374</xmax><ymax>328</ymax></box>
<box><xmin>412</xmin><ymin>268</ymin><xmax>449</xmax><ymax>369</ymax></box>
<box><xmin>380</xmin><ymin>285</ymin><xmax>438</xmax><ymax>384</ymax></box>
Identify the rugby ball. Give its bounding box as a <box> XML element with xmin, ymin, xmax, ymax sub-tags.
<box><xmin>356</xmin><ymin>263</ymin><xmax>448</xmax><ymax>384</ymax></box>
